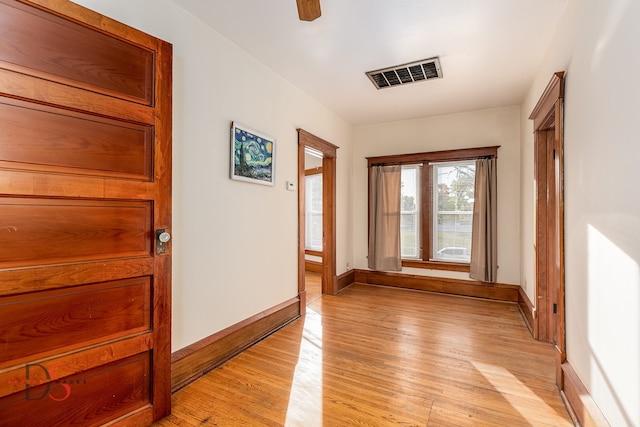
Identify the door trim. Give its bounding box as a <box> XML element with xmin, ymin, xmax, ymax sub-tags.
<box><xmin>529</xmin><ymin>71</ymin><xmax>565</xmax><ymax>386</ymax></box>
<box><xmin>298</xmin><ymin>129</ymin><xmax>338</xmax><ymax>314</ymax></box>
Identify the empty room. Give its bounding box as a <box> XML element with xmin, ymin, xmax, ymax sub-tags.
<box><xmin>0</xmin><ymin>0</ymin><xmax>638</xmax><ymax>426</ymax></box>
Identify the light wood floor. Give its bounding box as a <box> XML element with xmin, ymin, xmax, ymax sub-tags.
<box><xmin>154</xmin><ymin>284</ymin><xmax>573</xmax><ymax>426</ymax></box>
<box><xmin>305</xmin><ymin>271</ymin><xmax>322</xmax><ymax>304</ymax></box>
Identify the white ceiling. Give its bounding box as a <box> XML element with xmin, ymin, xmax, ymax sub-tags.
<box><xmin>173</xmin><ymin>0</ymin><xmax>567</xmax><ymax>126</ymax></box>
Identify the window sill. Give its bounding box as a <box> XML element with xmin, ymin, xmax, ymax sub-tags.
<box><xmin>402</xmin><ymin>259</ymin><xmax>470</xmax><ymax>273</ymax></box>
<box><xmin>305</xmin><ymin>249</ymin><xmax>323</xmax><ymax>257</ymax></box>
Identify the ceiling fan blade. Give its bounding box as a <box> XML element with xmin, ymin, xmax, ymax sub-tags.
<box><xmin>296</xmin><ymin>0</ymin><xmax>321</xmax><ymax>21</ymax></box>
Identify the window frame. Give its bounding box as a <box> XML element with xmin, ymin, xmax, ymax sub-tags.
<box><xmin>304</xmin><ymin>166</ymin><xmax>323</xmax><ymax>253</ymax></box>
<box><xmin>367</xmin><ymin>146</ymin><xmax>498</xmax><ymax>272</ymax></box>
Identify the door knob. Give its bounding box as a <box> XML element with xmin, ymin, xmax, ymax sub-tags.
<box><xmin>156</xmin><ymin>229</ymin><xmax>171</xmax><ymax>254</ymax></box>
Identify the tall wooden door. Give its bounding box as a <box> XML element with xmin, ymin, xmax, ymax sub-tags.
<box><xmin>0</xmin><ymin>1</ymin><xmax>172</xmax><ymax>425</ymax></box>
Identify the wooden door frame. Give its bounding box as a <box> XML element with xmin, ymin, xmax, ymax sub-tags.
<box><xmin>298</xmin><ymin>129</ymin><xmax>338</xmax><ymax>313</ymax></box>
<box><xmin>529</xmin><ymin>71</ymin><xmax>565</xmax><ymax>386</ymax></box>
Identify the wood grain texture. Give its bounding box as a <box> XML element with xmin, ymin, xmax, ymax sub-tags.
<box><xmin>149</xmin><ymin>33</ymin><xmax>173</xmax><ymax>422</ymax></box>
<box><xmin>561</xmin><ymin>363</ymin><xmax>610</xmax><ymax>426</ymax></box>
<box><xmin>0</xmin><ymin>66</ymin><xmax>155</xmax><ymax>123</ymax></box>
<box><xmin>0</xmin><ymin>98</ymin><xmax>152</xmax><ymax>179</ymax></box>
<box><xmin>297</xmin><ymin>129</ymin><xmax>337</xmax><ymax>157</ymax></box>
<box><xmin>297</xmin><ymin>143</ymin><xmax>306</xmax><ymax>296</ymax></box>
<box><xmin>518</xmin><ymin>285</ymin><xmax>535</xmax><ymax>335</ymax></box>
<box><xmin>297</xmin><ymin>129</ymin><xmax>338</xmax><ymax>297</ymax></box>
<box><xmin>0</xmin><ymin>353</ymin><xmax>151</xmax><ymax>427</ymax></box>
<box><xmin>0</xmin><ymin>334</ymin><xmax>152</xmax><ymax>398</ymax></box>
<box><xmin>0</xmin><ymin>0</ymin><xmax>153</xmax><ymax>103</ymax></box>
<box><xmin>305</xmin><ymin>271</ymin><xmax>322</xmax><ymax>304</ymax></box>
<box><xmin>0</xmin><ymin>277</ymin><xmax>150</xmax><ymax>366</ymax></box>
<box><xmin>534</xmin><ymin>127</ymin><xmax>549</xmax><ymax>342</ymax></box>
<box><xmin>529</xmin><ymin>72</ymin><xmax>565</xmax><ymax>128</ymax></box>
<box><xmin>170</xmin><ymin>297</ymin><xmax>300</xmax><ymax>392</ymax></box>
<box><xmin>546</xmin><ymin>129</ymin><xmax>557</xmax><ymax>345</ymax></box>
<box><xmin>354</xmin><ymin>269</ymin><xmax>519</xmax><ymax>301</ymax></box>
<box><xmin>154</xmin><ymin>284</ymin><xmax>572</xmax><ymax>426</ymax></box>
<box><xmin>531</xmin><ymin>72</ymin><xmax>566</xmax><ymax>389</ymax></box>
<box><xmin>0</xmin><ymin>198</ymin><xmax>152</xmax><ymax>268</ymax></box>
<box><xmin>0</xmin><ymin>0</ymin><xmax>173</xmax><ymax>423</ymax></box>
<box><xmin>304</xmin><ymin>259</ymin><xmax>323</xmax><ymax>273</ymax></box>
<box><xmin>0</xmin><ymin>257</ymin><xmax>153</xmax><ymax>296</ymax></box>
<box><xmin>322</xmin><ymin>153</ymin><xmax>337</xmax><ymax>295</ymax></box>
<box><xmin>304</xmin><ymin>248</ymin><xmax>323</xmax><ymax>257</ymax></box>
<box><xmin>0</xmin><ymin>169</ymin><xmax>155</xmax><ymax>200</ymax></box>
<box><xmin>336</xmin><ymin>268</ymin><xmax>354</xmax><ymax>293</ymax></box>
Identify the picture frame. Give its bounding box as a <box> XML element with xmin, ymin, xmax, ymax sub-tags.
<box><xmin>230</xmin><ymin>121</ymin><xmax>275</xmax><ymax>186</ymax></box>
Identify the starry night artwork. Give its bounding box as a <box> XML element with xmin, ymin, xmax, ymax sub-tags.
<box><xmin>230</xmin><ymin>122</ymin><xmax>275</xmax><ymax>186</ymax></box>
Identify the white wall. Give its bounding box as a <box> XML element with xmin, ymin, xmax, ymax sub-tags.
<box><xmin>521</xmin><ymin>0</ymin><xmax>640</xmax><ymax>425</ymax></box>
<box><xmin>64</xmin><ymin>2</ymin><xmax>640</xmax><ymax>424</ymax></box>
<box><xmin>353</xmin><ymin>106</ymin><xmax>521</xmax><ymax>285</ymax></box>
<box><xmin>72</xmin><ymin>0</ymin><xmax>353</xmax><ymax>351</ymax></box>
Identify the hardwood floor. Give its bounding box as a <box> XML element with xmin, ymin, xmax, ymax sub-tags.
<box><xmin>305</xmin><ymin>271</ymin><xmax>322</xmax><ymax>304</ymax></box>
<box><xmin>154</xmin><ymin>284</ymin><xmax>573</xmax><ymax>426</ymax></box>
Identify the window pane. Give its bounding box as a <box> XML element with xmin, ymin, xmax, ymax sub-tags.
<box><xmin>305</xmin><ymin>174</ymin><xmax>322</xmax><ymax>250</ymax></box>
<box><xmin>401</xmin><ymin>165</ymin><xmax>420</xmax><ymax>258</ymax></box>
<box><xmin>432</xmin><ymin>161</ymin><xmax>475</xmax><ymax>262</ymax></box>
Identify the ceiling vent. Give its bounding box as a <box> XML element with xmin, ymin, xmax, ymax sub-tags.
<box><xmin>366</xmin><ymin>57</ymin><xmax>442</xmax><ymax>90</ymax></box>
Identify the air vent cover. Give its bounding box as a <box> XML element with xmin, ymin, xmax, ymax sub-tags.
<box><xmin>366</xmin><ymin>57</ymin><xmax>442</xmax><ymax>90</ymax></box>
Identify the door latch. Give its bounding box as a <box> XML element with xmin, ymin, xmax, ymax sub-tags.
<box><xmin>156</xmin><ymin>228</ymin><xmax>171</xmax><ymax>254</ymax></box>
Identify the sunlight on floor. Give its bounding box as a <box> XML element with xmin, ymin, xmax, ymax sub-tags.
<box><xmin>471</xmin><ymin>360</ymin><xmax>572</xmax><ymax>426</ymax></box>
<box><xmin>284</xmin><ymin>307</ymin><xmax>323</xmax><ymax>426</ymax></box>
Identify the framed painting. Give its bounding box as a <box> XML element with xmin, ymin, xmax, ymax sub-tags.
<box><xmin>230</xmin><ymin>122</ymin><xmax>275</xmax><ymax>186</ymax></box>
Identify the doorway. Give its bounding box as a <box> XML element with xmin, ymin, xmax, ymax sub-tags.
<box><xmin>297</xmin><ymin>130</ymin><xmax>338</xmax><ymax>313</ymax></box>
<box><xmin>530</xmin><ymin>72</ymin><xmax>565</xmax><ymax>386</ymax></box>
<box><xmin>304</xmin><ymin>147</ymin><xmax>324</xmax><ymax>304</ymax></box>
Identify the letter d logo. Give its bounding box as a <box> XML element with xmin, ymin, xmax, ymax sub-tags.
<box><xmin>25</xmin><ymin>364</ymin><xmax>50</xmax><ymax>401</ymax></box>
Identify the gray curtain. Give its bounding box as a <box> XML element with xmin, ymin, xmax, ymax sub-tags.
<box><xmin>470</xmin><ymin>158</ymin><xmax>497</xmax><ymax>282</ymax></box>
<box><xmin>368</xmin><ymin>165</ymin><xmax>402</xmax><ymax>271</ymax></box>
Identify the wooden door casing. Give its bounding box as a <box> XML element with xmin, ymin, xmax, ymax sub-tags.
<box><xmin>0</xmin><ymin>1</ymin><xmax>172</xmax><ymax>425</ymax></box>
<box><xmin>297</xmin><ymin>129</ymin><xmax>338</xmax><ymax>308</ymax></box>
<box><xmin>530</xmin><ymin>72</ymin><xmax>565</xmax><ymax>387</ymax></box>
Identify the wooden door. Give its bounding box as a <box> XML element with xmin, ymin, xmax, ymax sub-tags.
<box><xmin>0</xmin><ymin>1</ymin><xmax>172</xmax><ymax>425</ymax></box>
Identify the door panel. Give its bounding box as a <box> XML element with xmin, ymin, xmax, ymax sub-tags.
<box><xmin>0</xmin><ymin>0</ymin><xmax>172</xmax><ymax>425</ymax></box>
<box><xmin>0</xmin><ymin>198</ymin><xmax>152</xmax><ymax>267</ymax></box>
<box><xmin>0</xmin><ymin>353</ymin><xmax>151</xmax><ymax>427</ymax></box>
<box><xmin>0</xmin><ymin>0</ymin><xmax>154</xmax><ymax>103</ymax></box>
<box><xmin>0</xmin><ymin>99</ymin><xmax>153</xmax><ymax>179</ymax></box>
<box><xmin>0</xmin><ymin>277</ymin><xmax>151</xmax><ymax>365</ymax></box>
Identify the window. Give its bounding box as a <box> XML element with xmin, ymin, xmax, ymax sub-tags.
<box><xmin>400</xmin><ymin>165</ymin><xmax>421</xmax><ymax>258</ymax></box>
<box><xmin>368</xmin><ymin>146</ymin><xmax>497</xmax><ymax>271</ymax></box>
<box><xmin>305</xmin><ymin>172</ymin><xmax>323</xmax><ymax>251</ymax></box>
<box><xmin>431</xmin><ymin>161</ymin><xmax>475</xmax><ymax>263</ymax></box>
